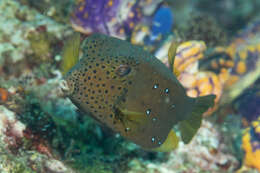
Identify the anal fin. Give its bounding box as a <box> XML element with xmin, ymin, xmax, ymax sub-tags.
<box><xmin>153</xmin><ymin>130</ymin><xmax>179</xmax><ymax>152</ymax></box>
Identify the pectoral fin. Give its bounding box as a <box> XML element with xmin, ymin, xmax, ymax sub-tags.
<box><xmin>120</xmin><ymin>109</ymin><xmax>145</xmax><ymax>124</ymax></box>
<box><xmin>114</xmin><ymin>107</ymin><xmax>148</xmax><ymax>132</ymax></box>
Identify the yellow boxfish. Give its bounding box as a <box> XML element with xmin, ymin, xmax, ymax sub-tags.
<box><xmin>61</xmin><ymin>33</ymin><xmax>216</xmax><ymax>152</ymax></box>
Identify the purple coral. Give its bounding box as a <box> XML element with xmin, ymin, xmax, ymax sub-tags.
<box><xmin>115</xmin><ymin>2</ymin><xmax>143</xmax><ymax>36</ymax></box>
<box><xmin>250</xmin><ymin>126</ymin><xmax>260</xmax><ymax>152</ymax></box>
<box><xmin>71</xmin><ymin>0</ymin><xmax>120</xmax><ymax>35</ymax></box>
<box><xmin>235</xmin><ymin>83</ymin><xmax>260</xmax><ymax>123</ymax></box>
<box><xmin>71</xmin><ymin>0</ymin><xmax>144</xmax><ymax>39</ymax></box>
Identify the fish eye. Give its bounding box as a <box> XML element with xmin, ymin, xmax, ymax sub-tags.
<box><xmin>115</xmin><ymin>64</ymin><xmax>131</xmax><ymax>77</ymax></box>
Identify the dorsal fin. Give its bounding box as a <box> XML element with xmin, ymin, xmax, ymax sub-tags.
<box><xmin>61</xmin><ymin>32</ymin><xmax>81</xmax><ymax>75</ymax></box>
<box><xmin>168</xmin><ymin>41</ymin><xmax>180</xmax><ymax>76</ymax></box>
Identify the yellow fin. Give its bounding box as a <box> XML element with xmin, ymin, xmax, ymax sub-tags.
<box><xmin>115</xmin><ymin>107</ymin><xmax>147</xmax><ymax>131</ymax></box>
<box><xmin>180</xmin><ymin>95</ymin><xmax>216</xmax><ymax>144</ymax></box>
<box><xmin>153</xmin><ymin>130</ymin><xmax>179</xmax><ymax>152</ymax></box>
<box><xmin>61</xmin><ymin>32</ymin><xmax>81</xmax><ymax>75</ymax></box>
<box><xmin>173</xmin><ymin>68</ymin><xmax>181</xmax><ymax>77</ymax></box>
<box><xmin>168</xmin><ymin>41</ymin><xmax>180</xmax><ymax>74</ymax></box>
<box><xmin>120</xmin><ymin>109</ymin><xmax>145</xmax><ymax>123</ymax></box>
<box><xmin>120</xmin><ymin>109</ymin><xmax>144</xmax><ymax>116</ymax></box>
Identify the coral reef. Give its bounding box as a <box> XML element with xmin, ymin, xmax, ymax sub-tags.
<box><xmin>216</xmin><ymin>21</ymin><xmax>260</xmax><ymax>105</ymax></box>
<box><xmin>0</xmin><ymin>0</ymin><xmax>69</xmax><ymax>65</ymax></box>
<box><xmin>127</xmin><ymin>120</ymin><xmax>239</xmax><ymax>173</ymax></box>
<box><xmin>0</xmin><ymin>106</ymin><xmax>74</xmax><ymax>173</ymax></box>
<box><xmin>232</xmin><ymin>79</ymin><xmax>260</xmax><ymax>171</ymax></box>
<box><xmin>242</xmin><ymin>117</ymin><xmax>260</xmax><ymax>171</ymax></box>
<box><xmin>0</xmin><ymin>0</ymin><xmax>259</xmax><ymax>172</ymax></box>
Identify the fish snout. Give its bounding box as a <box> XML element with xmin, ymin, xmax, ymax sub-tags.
<box><xmin>59</xmin><ymin>79</ymin><xmax>74</xmax><ymax>96</ymax></box>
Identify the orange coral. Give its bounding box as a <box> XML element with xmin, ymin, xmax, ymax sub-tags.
<box><xmin>242</xmin><ymin>120</ymin><xmax>260</xmax><ymax>171</ymax></box>
<box><xmin>0</xmin><ymin>88</ymin><xmax>8</xmax><ymax>102</ymax></box>
<box><xmin>179</xmin><ymin>72</ymin><xmax>222</xmax><ymax>116</ymax></box>
<box><xmin>174</xmin><ymin>41</ymin><xmax>206</xmax><ymax>73</ymax></box>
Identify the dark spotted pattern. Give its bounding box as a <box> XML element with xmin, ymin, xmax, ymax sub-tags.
<box><xmin>65</xmin><ymin>34</ymin><xmax>195</xmax><ymax>149</ymax></box>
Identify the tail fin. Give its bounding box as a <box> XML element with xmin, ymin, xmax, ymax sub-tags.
<box><xmin>179</xmin><ymin>95</ymin><xmax>216</xmax><ymax>144</ymax></box>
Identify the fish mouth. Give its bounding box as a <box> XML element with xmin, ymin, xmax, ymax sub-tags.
<box><xmin>59</xmin><ymin>79</ymin><xmax>74</xmax><ymax>96</ymax></box>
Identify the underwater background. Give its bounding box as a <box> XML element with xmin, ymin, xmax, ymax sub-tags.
<box><xmin>0</xmin><ymin>0</ymin><xmax>260</xmax><ymax>172</ymax></box>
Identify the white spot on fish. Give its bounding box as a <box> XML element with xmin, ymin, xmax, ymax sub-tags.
<box><xmin>153</xmin><ymin>84</ymin><xmax>158</xmax><ymax>89</ymax></box>
<box><xmin>151</xmin><ymin>137</ymin><xmax>155</xmax><ymax>142</ymax></box>
<box><xmin>146</xmin><ymin>109</ymin><xmax>151</xmax><ymax>115</ymax></box>
<box><xmin>165</xmin><ymin>97</ymin><xmax>170</xmax><ymax>103</ymax></box>
<box><xmin>125</xmin><ymin>127</ymin><xmax>130</xmax><ymax>132</ymax></box>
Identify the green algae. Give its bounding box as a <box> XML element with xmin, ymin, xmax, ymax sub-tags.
<box><xmin>27</xmin><ymin>30</ymin><xmax>55</xmax><ymax>63</ymax></box>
